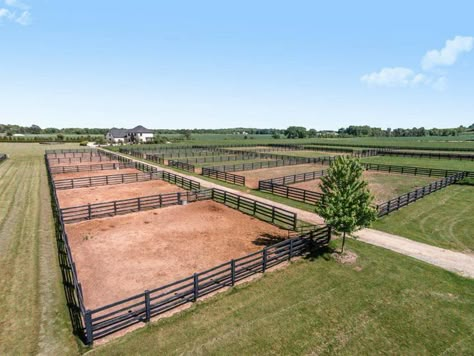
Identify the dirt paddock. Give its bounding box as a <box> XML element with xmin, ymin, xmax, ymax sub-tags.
<box><xmin>53</xmin><ymin>167</ymin><xmax>141</xmax><ymax>180</ymax></box>
<box><xmin>66</xmin><ymin>200</ymin><xmax>289</xmax><ymax>308</ymax></box>
<box><xmin>239</xmin><ymin>163</ymin><xmax>328</xmax><ymax>188</ymax></box>
<box><xmin>290</xmin><ymin>171</ymin><xmax>436</xmax><ymax>204</ymax></box>
<box><xmin>57</xmin><ymin>179</ymin><xmax>184</xmax><ymax>208</ymax></box>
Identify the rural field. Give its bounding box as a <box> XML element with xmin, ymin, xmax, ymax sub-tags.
<box><xmin>1</xmin><ymin>138</ymin><xmax>474</xmax><ymax>354</ymax></box>
<box><xmin>0</xmin><ymin>143</ymin><xmax>79</xmax><ymax>355</ymax></box>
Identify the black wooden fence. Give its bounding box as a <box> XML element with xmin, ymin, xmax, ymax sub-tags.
<box><xmin>262</xmin><ymin>169</ymin><xmax>327</xmax><ymax>186</ymax></box>
<box><xmin>167</xmin><ymin>160</ymin><xmax>196</xmax><ymax>173</ymax></box>
<box><xmin>376</xmin><ymin>172</ymin><xmax>467</xmax><ymax>216</ymax></box>
<box><xmin>45</xmin><ymin>158</ymin><xmax>87</xmax><ymax>343</ymax></box>
<box><xmin>61</xmin><ymin>190</ymin><xmax>213</xmax><ymax>223</ymax></box>
<box><xmin>201</xmin><ymin>167</ymin><xmax>246</xmax><ymax>186</ymax></box>
<box><xmin>376</xmin><ymin>149</ymin><xmax>474</xmax><ymax>161</ymax></box>
<box><xmin>211</xmin><ymin>189</ymin><xmax>297</xmax><ymax>230</ymax></box>
<box><xmin>259</xmin><ymin>181</ymin><xmax>324</xmax><ymax>205</ymax></box>
<box><xmin>362</xmin><ymin>163</ymin><xmax>474</xmax><ymax>178</ymax></box>
<box><xmin>50</xmin><ymin>162</ymin><xmax>135</xmax><ymax>174</ymax></box>
<box><xmin>48</xmin><ymin>156</ymin><xmax>114</xmax><ymax>165</ymax></box>
<box><xmin>83</xmin><ymin>225</ymin><xmax>331</xmax><ymax>344</ymax></box>
<box><xmin>54</xmin><ymin>171</ymin><xmax>161</xmax><ymax>190</ymax></box>
<box><xmin>46</xmin><ymin>151</ymin><xmax>103</xmax><ymax>159</ymax></box>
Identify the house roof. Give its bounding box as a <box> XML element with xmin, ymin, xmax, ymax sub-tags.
<box><xmin>129</xmin><ymin>125</ymin><xmax>154</xmax><ymax>133</ymax></box>
<box><xmin>108</xmin><ymin>128</ymin><xmax>128</xmax><ymax>138</ymax></box>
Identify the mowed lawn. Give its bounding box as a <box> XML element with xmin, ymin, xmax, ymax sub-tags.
<box><xmin>0</xmin><ymin>143</ymin><xmax>79</xmax><ymax>355</ymax></box>
<box><xmin>373</xmin><ymin>185</ymin><xmax>474</xmax><ymax>252</ymax></box>
<box><xmin>91</xmin><ymin>240</ymin><xmax>474</xmax><ymax>355</ymax></box>
<box><xmin>360</xmin><ymin>155</ymin><xmax>474</xmax><ymax>171</ymax></box>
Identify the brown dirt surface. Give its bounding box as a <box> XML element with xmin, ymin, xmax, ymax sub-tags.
<box><xmin>48</xmin><ymin>159</ymin><xmax>119</xmax><ymax>167</ymax></box>
<box><xmin>290</xmin><ymin>171</ymin><xmax>436</xmax><ymax>204</ymax></box>
<box><xmin>65</xmin><ymin>201</ymin><xmax>289</xmax><ymax>308</ymax></box>
<box><xmin>53</xmin><ymin>168</ymin><xmax>141</xmax><ymax>180</ymax></box>
<box><xmin>239</xmin><ymin>164</ymin><xmax>327</xmax><ymax>188</ymax></box>
<box><xmin>57</xmin><ymin>179</ymin><xmax>184</xmax><ymax>208</ymax></box>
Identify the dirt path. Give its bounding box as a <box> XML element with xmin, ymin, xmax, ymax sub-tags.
<box><xmin>108</xmin><ymin>149</ymin><xmax>474</xmax><ymax>279</ymax></box>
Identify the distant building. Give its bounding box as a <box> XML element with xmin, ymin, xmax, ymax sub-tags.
<box><xmin>106</xmin><ymin>126</ymin><xmax>154</xmax><ymax>143</ymax></box>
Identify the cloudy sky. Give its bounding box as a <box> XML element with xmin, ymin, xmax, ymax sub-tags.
<box><xmin>1</xmin><ymin>1</ymin><xmax>473</xmax><ymax>129</ymax></box>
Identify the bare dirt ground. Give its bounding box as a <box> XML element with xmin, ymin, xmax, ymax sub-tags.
<box><xmin>53</xmin><ymin>167</ymin><xmax>141</xmax><ymax>180</ymax></box>
<box><xmin>57</xmin><ymin>179</ymin><xmax>184</xmax><ymax>208</ymax></box>
<box><xmin>239</xmin><ymin>163</ymin><xmax>328</xmax><ymax>188</ymax></box>
<box><xmin>291</xmin><ymin>171</ymin><xmax>435</xmax><ymax>204</ymax></box>
<box><xmin>66</xmin><ymin>201</ymin><xmax>289</xmax><ymax>308</ymax></box>
<box><xmin>48</xmin><ymin>159</ymin><xmax>118</xmax><ymax>167</ymax></box>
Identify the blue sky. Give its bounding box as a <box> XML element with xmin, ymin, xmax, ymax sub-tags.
<box><xmin>1</xmin><ymin>1</ymin><xmax>473</xmax><ymax>130</ymax></box>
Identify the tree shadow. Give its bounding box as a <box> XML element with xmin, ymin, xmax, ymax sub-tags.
<box><xmin>252</xmin><ymin>233</ymin><xmax>286</xmax><ymax>247</ymax></box>
<box><xmin>303</xmin><ymin>244</ymin><xmax>334</xmax><ymax>262</ymax></box>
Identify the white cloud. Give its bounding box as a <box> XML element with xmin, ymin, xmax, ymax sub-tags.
<box><xmin>5</xmin><ymin>0</ymin><xmax>29</xmax><ymax>10</ymax></box>
<box><xmin>15</xmin><ymin>9</ymin><xmax>30</xmax><ymax>25</ymax></box>
<box><xmin>0</xmin><ymin>0</ymin><xmax>31</xmax><ymax>25</ymax></box>
<box><xmin>421</xmin><ymin>36</ymin><xmax>473</xmax><ymax>70</ymax></box>
<box><xmin>360</xmin><ymin>67</ymin><xmax>428</xmax><ymax>87</ymax></box>
<box><xmin>0</xmin><ymin>7</ymin><xmax>14</xmax><ymax>19</ymax></box>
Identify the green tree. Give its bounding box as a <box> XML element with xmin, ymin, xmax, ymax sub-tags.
<box><xmin>56</xmin><ymin>133</ymin><xmax>65</xmax><ymax>141</ymax></box>
<box><xmin>285</xmin><ymin>126</ymin><xmax>307</xmax><ymax>139</ymax></box>
<box><xmin>315</xmin><ymin>156</ymin><xmax>377</xmax><ymax>253</ymax></box>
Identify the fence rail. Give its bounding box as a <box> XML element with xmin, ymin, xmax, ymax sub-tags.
<box><xmin>50</xmin><ymin>162</ymin><xmax>135</xmax><ymax>174</ymax></box>
<box><xmin>259</xmin><ymin>181</ymin><xmax>324</xmax><ymax>205</ymax></box>
<box><xmin>362</xmin><ymin>163</ymin><xmax>474</xmax><ymax>178</ymax></box>
<box><xmin>201</xmin><ymin>167</ymin><xmax>246</xmax><ymax>186</ymax></box>
<box><xmin>48</xmin><ymin>156</ymin><xmax>114</xmax><ymax>165</ymax></box>
<box><xmin>376</xmin><ymin>172</ymin><xmax>467</xmax><ymax>216</ymax></box>
<box><xmin>376</xmin><ymin>150</ymin><xmax>474</xmax><ymax>161</ymax></box>
<box><xmin>263</xmin><ymin>169</ymin><xmax>327</xmax><ymax>186</ymax></box>
<box><xmin>211</xmin><ymin>189</ymin><xmax>297</xmax><ymax>230</ymax></box>
<box><xmin>53</xmin><ymin>171</ymin><xmax>161</xmax><ymax>190</ymax></box>
<box><xmin>61</xmin><ymin>190</ymin><xmax>213</xmax><ymax>223</ymax></box>
<box><xmin>84</xmin><ymin>225</ymin><xmax>331</xmax><ymax>343</ymax></box>
<box><xmin>167</xmin><ymin>160</ymin><xmax>196</xmax><ymax>173</ymax></box>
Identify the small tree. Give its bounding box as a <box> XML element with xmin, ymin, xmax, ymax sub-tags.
<box><xmin>315</xmin><ymin>156</ymin><xmax>377</xmax><ymax>253</ymax></box>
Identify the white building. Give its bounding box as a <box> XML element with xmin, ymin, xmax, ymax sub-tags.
<box><xmin>106</xmin><ymin>126</ymin><xmax>154</xmax><ymax>143</ymax></box>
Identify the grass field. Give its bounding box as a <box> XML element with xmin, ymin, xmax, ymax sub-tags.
<box><xmin>2</xmin><ymin>142</ymin><xmax>473</xmax><ymax>354</ymax></box>
<box><xmin>0</xmin><ymin>143</ymin><xmax>79</xmax><ymax>354</ymax></box>
<box><xmin>360</xmin><ymin>155</ymin><xmax>474</xmax><ymax>171</ymax></box>
<box><xmin>373</xmin><ymin>185</ymin><xmax>474</xmax><ymax>252</ymax></box>
<box><xmin>90</xmin><ymin>240</ymin><xmax>474</xmax><ymax>355</ymax></box>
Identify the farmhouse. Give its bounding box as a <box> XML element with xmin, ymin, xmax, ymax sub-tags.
<box><xmin>106</xmin><ymin>125</ymin><xmax>154</xmax><ymax>143</ymax></box>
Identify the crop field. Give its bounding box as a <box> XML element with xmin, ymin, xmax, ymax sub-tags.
<box><xmin>373</xmin><ymin>184</ymin><xmax>474</xmax><ymax>252</ymax></box>
<box><xmin>360</xmin><ymin>156</ymin><xmax>474</xmax><ymax>171</ymax></box>
<box><xmin>290</xmin><ymin>171</ymin><xmax>436</xmax><ymax>204</ymax></box>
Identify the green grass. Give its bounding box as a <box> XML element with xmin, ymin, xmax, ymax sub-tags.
<box><xmin>373</xmin><ymin>185</ymin><xmax>474</xmax><ymax>252</ymax></box>
<box><xmin>90</xmin><ymin>240</ymin><xmax>474</xmax><ymax>355</ymax></box>
<box><xmin>0</xmin><ymin>143</ymin><xmax>79</xmax><ymax>354</ymax></box>
<box><xmin>361</xmin><ymin>155</ymin><xmax>474</xmax><ymax>171</ymax></box>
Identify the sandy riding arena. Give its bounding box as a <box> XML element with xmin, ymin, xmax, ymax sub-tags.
<box><xmin>56</xmin><ymin>179</ymin><xmax>184</xmax><ymax>207</ymax></box>
<box><xmin>66</xmin><ymin>200</ymin><xmax>289</xmax><ymax>308</ymax></box>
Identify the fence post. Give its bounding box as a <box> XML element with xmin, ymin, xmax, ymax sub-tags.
<box><xmin>262</xmin><ymin>249</ymin><xmax>267</xmax><ymax>273</ymax></box>
<box><xmin>193</xmin><ymin>273</ymin><xmax>199</xmax><ymax>302</ymax></box>
<box><xmin>289</xmin><ymin>239</ymin><xmax>293</xmax><ymax>261</ymax></box>
<box><xmin>145</xmin><ymin>290</ymin><xmax>151</xmax><ymax>322</ymax></box>
<box><xmin>231</xmin><ymin>260</ymin><xmax>236</xmax><ymax>286</ymax></box>
<box><xmin>88</xmin><ymin>204</ymin><xmax>91</xmax><ymax>220</ymax></box>
<box><xmin>85</xmin><ymin>310</ymin><xmax>93</xmax><ymax>345</ymax></box>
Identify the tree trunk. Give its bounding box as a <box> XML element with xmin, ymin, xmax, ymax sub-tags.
<box><xmin>341</xmin><ymin>232</ymin><xmax>346</xmax><ymax>254</ymax></box>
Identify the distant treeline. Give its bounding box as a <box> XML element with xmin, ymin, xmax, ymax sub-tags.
<box><xmin>337</xmin><ymin>125</ymin><xmax>474</xmax><ymax>137</ymax></box>
<box><xmin>0</xmin><ymin>124</ymin><xmax>108</xmax><ymax>135</ymax></box>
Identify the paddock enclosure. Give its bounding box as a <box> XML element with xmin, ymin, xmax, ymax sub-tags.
<box><xmin>45</xmin><ymin>147</ymin><xmax>331</xmax><ymax>345</ymax></box>
<box><xmin>66</xmin><ymin>201</ymin><xmax>290</xmax><ymax>309</ymax></box>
